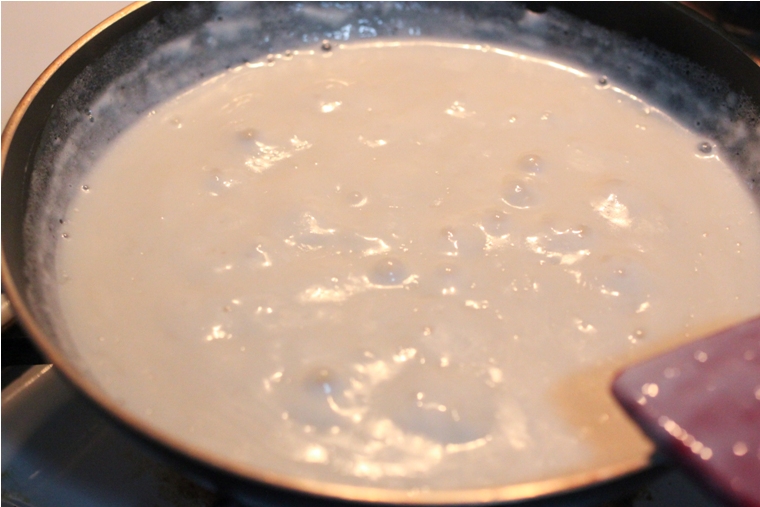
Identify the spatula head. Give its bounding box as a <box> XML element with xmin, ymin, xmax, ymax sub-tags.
<box><xmin>613</xmin><ymin>316</ymin><xmax>760</xmax><ymax>507</ymax></box>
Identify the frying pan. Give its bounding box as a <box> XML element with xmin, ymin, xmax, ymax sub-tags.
<box><xmin>2</xmin><ymin>2</ymin><xmax>759</xmax><ymax>504</ymax></box>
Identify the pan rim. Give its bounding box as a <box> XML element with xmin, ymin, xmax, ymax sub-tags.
<box><xmin>5</xmin><ymin>2</ymin><xmax>753</xmax><ymax>503</ymax></box>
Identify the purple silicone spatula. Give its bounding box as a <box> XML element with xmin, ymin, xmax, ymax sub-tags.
<box><xmin>613</xmin><ymin>316</ymin><xmax>760</xmax><ymax>507</ymax></box>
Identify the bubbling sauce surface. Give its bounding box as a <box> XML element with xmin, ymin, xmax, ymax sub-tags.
<box><xmin>57</xmin><ymin>41</ymin><xmax>760</xmax><ymax>489</ymax></box>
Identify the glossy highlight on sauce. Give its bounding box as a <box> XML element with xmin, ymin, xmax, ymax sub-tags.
<box><xmin>56</xmin><ymin>40</ymin><xmax>760</xmax><ymax>490</ymax></box>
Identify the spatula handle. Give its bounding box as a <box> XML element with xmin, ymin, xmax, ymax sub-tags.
<box><xmin>613</xmin><ymin>316</ymin><xmax>760</xmax><ymax>507</ymax></box>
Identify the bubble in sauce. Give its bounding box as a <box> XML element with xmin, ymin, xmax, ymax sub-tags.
<box><xmin>204</xmin><ymin>168</ymin><xmax>236</xmax><ymax>195</ymax></box>
<box><xmin>438</xmin><ymin>225</ymin><xmax>485</xmax><ymax>256</ymax></box>
<box><xmin>305</xmin><ymin>367</ymin><xmax>341</xmax><ymax>395</ymax></box>
<box><xmin>543</xmin><ymin>220</ymin><xmax>592</xmax><ymax>253</ymax></box>
<box><xmin>81</xmin><ymin>185</ymin><xmax>90</xmax><ymax>192</ymax></box>
<box><xmin>321</xmin><ymin>39</ymin><xmax>332</xmax><ymax>52</ymax></box>
<box><xmin>370</xmin><ymin>257</ymin><xmax>408</xmax><ymax>285</ymax></box>
<box><xmin>596</xmin><ymin>76</ymin><xmax>609</xmax><ymax>89</ymax></box>
<box><xmin>591</xmin><ymin>255</ymin><xmax>655</xmax><ymax>312</ymax></box>
<box><xmin>419</xmin><ymin>261</ymin><xmax>464</xmax><ymax>298</ymax></box>
<box><xmin>279</xmin><ymin>367</ymin><xmax>348</xmax><ymax>429</ymax></box>
<box><xmin>347</xmin><ymin>191</ymin><xmax>367</xmax><ymax>207</ymax></box>
<box><xmin>480</xmin><ymin>211</ymin><xmax>512</xmax><ymax>236</ymax></box>
<box><xmin>436</xmin><ymin>227</ymin><xmax>459</xmax><ymax>257</ymax></box>
<box><xmin>435</xmin><ymin>263</ymin><xmax>462</xmax><ymax>296</ymax></box>
<box><xmin>502</xmin><ymin>180</ymin><xmax>538</xmax><ymax>209</ymax></box>
<box><xmin>698</xmin><ymin>142</ymin><xmax>712</xmax><ymax>154</ymax></box>
<box><xmin>238</xmin><ymin>128</ymin><xmax>258</xmax><ymax>141</ymax></box>
<box><xmin>517</xmin><ymin>154</ymin><xmax>544</xmax><ymax>174</ymax></box>
<box><xmin>371</xmin><ymin>363</ymin><xmax>495</xmax><ymax>444</ymax></box>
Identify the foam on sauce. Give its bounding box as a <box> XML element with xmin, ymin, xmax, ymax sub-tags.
<box><xmin>56</xmin><ymin>41</ymin><xmax>760</xmax><ymax>489</ymax></box>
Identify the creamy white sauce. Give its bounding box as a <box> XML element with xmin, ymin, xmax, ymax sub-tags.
<box><xmin>57</xmin><ymin>41</ymin><xmax>760</xmax><ymax>490</ymax></box>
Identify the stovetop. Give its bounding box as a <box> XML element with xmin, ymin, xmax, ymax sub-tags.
<box><xmin>0</xmin><ymin>365</ymin><xmax>726</xmax><ymax>507</ymax></box>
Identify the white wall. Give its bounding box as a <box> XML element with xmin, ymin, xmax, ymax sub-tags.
<box><xmin>2</xmin><ymin>1</ymin><xmax>132</xmax><ymax>129</ymax></box>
